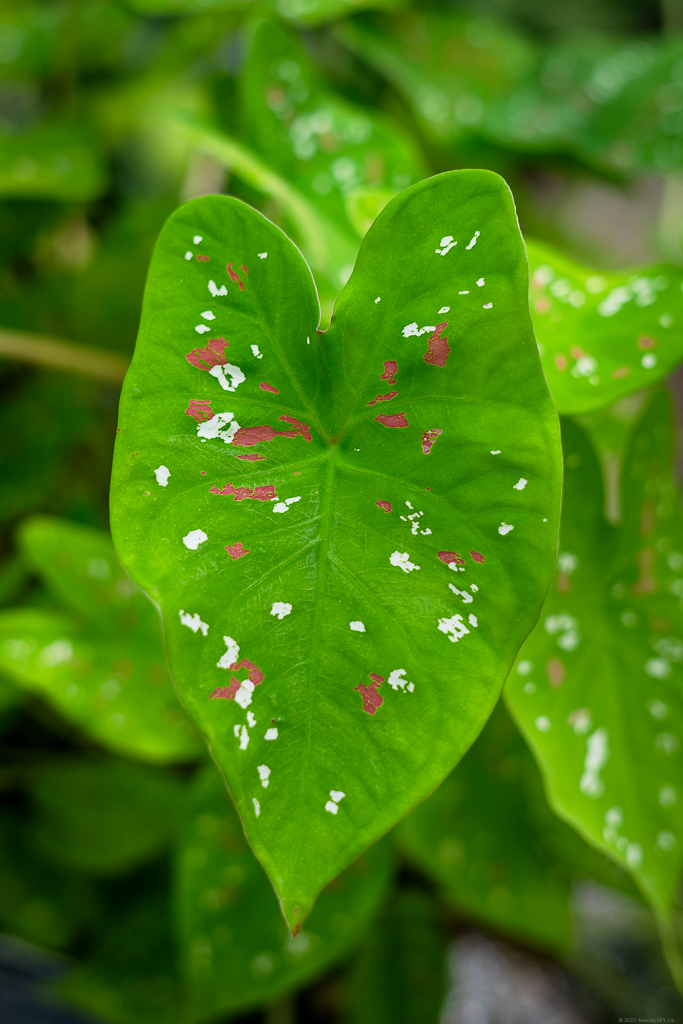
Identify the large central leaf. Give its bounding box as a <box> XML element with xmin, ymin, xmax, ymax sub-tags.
<box><xmin>110</xmin><ymin>170</ymin><xmax>561</xmax><ymax>930</ymax></box>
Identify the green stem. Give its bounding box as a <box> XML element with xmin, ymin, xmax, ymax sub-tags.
<box><xmin>0</xmin><ymin>328</ymin><xmax>129</xmax><ymax>384</ymax></box>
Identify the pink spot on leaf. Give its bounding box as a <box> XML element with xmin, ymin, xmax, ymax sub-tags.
<box><xmin>210</xmin><ymin>680</ymin><xmax>240</xmax><ymax>699</ymax></box>
<box><xmin>232</xmin><ymin>416</ymin><xmax>311</xmax><ymax>447</ymax></box>
<box><xmin>186</xmin><ymin>399</ymin><xmax>214</xmax><ymax>422</ymax></box>
<box><xmin>185</xmin><ymin>337</ymin><xmax>228</xmax><ymax>370</ymax></box>
<box><xmin>438</xmin><ymin>551</ymin><xmax>465</xmax><ymax>566</ymax></box>
<box><xmin>422</xmin><ymin>428</ymin><xmax>442</xmax><ymax>454</ymax></box>
<box><xmin>227</xmin><ymin>262</ymin><xmax>244</xmax><ymax>291</ymax></box>
<box><xmin>375</xmin><ymin>413</ymin><xmax>408</xmax><ymax>429</ymax></box>
<box><xmin>470</xmin><ymin>551</ymin><xmax>485</xmax><ymax>564</ymax></box>
<box><xmin>197</xmin><ymin>255</ymin><xmax>209</xmax><ymax>262</ymax></box>
<box><xmin>381</xmin><ymin>361</ymin><xmax>397</xmax><ymax>385</ymax></box>
<box><xmin>355</xmin><ymin>674</ymin><xmax>384</xmax><ymax>715</ymax></box>
<box><xmin>231</xmin><ymin>659</ymin><xmax>264</xmax><ymax>685</ymax></box>
<box><xmin>225</xmin><ymin>542</ymin><xmax>249</xmax><ymax>560</ymax></box>
<box><xmin>260</xmin><ymin>382</ymin><xmax>279</xmax><ymax>394</ymax></box>
<box><xmin>424</xmin><ymin>322</ymin><xmax>450</xmax><ymax>367</ymax></box>
<box><xmin>241</xmin><ymin>265</ymin><xmax>249</xmax><ymax>278</ymax></box>
<box><xmin>368</xmin><ymin>391</ymin><xmax>398</xmax><ymax>406</ymax></box>
<box><xmin>237</xmin><ymin>453</ymin><xmax>266</xmax><ymax>461</ymax></box>
<box><xmin>376</xmin><ymin>501</ymin><xmax>392</xmax><ymax>513</ymax></box>
<box><xmin>210</xmin><ymin>483</ymin><xmax>276</xmax><ymax>501</ymax></box>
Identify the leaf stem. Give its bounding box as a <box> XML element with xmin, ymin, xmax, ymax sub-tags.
<box><xmin>0</xmin><ymin>328</ymin><xmax>129</xmax><ymax>384</ymax></box>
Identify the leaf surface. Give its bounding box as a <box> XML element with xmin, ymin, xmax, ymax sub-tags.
<box><xmin>110</xmin><ymin>171</ymin><xmax>561</xmax><ymax>929</ymax></box>
<box><xmin>0</xmin><ymin>518</ymin><xmax>200</xmax><ymax>763</ymax></box>
<box><xmin>506</xmin><ymin>393</ymin><xmax>683</xmax><ymax>921</ymax></box>
<box><xmin>176</xmin><ymin>765</ymin><xmax>391</xmax><ymax>1021</ymax></box>
<box><xmin>528</xmin><ymin>239</ymin><xmax>683</xmax><ymax>415</ymax></box>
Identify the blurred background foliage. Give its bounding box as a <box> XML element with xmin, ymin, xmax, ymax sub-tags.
<box><xmin>4</xmin><ymin>0</ymin><xmax>683</xmax><ymax>1020</ymax></box>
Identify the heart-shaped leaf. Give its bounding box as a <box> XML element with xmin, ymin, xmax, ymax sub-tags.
<box><xmin>176</xmin><ymin>765</ymin><xmax>391</xmax><ymax>1021</ymax></box>
<box><xmin>527</xmin><ymin>238</ymin><xmax>683</xmax><ymax>415</ymax></box>
<box><xmin>505</xmin><ymin>392</ymin><xmax>683</xmax><ymax>962</ymax></box>
<box><xmin>0</xmin><ymin>517</ymin><xmax>200</xmax><ymax>763</ymax></box>
<box><xmin>110</xmin><ymin>170</ymin><xmax>561</xmax><ymax>930</ymax></box>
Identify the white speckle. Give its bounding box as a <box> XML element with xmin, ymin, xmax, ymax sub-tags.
<box><xmin>179</xmin><ymin>610</ymin><xmax>209</xmax><ymax>636</ymax></box>
<box><xmin>558</xmin><ymin>552</ymin><xmax>578</xmax><ymax>574</ymax></box>
<box><xmin>649</xmin><ymin>699</ymin><xmax>669</xmax><ymax>720</ymax></box>
<box><xmin>626</xmin><ymin>842</ymin><xmax>643</xmax><ymax>867</ymax></box>
<box><xmin>388</xmin><ymin>669</ymin><xmax>413</xmax><ymax>691</ymax></box>
<box><xmin>660</xmin><ymin>313</ymin><xmax>673</xmax><ymax>327</ymax></box>
<box><xmin>524</xmin><ymin>682</ymin><xmax>536</xmax><ymax>694</ymax></box>
<box><xmin>251</xmin><ymin>344</ymin><xmax>263</xmax><ymax>359</ymax></box>
<box><xmin>438</xmin><ymin>306</ymin><xmax>450</xmax><ymax>314</ymax></box>
<box><xmin>390</xmin><ymin>551</ymin><xmax>420</xmax><ymax>573</ymax></box>
<box><xmin>476</xmin><ymin>278</ymin><xmax>484</xmax><ymax>287</ymax></box>
<box><xmin>466</xmin><ymin>231</ymin><xmax>480</xmax><ymax>250</ymax></box>
<box><xmin>641</xmin><ymin>353</ymin><xmax>657</xmax><ymax>369</ymax></box>
<box><xmin>459</xmin><ymin>290</ymin><xmax>469</xmax><ymax>295</ymax></box>
<box><xmin>483</xmin><ymin>302</ymin><xmax>492</xmax><ymax>309</ymax></box>
<box><xmin>449</xmin><ymin>583</ymin><xmax>473</xmax><ymax>604</ymax></box>
<box><xmin>498</xmin><ymin>523</ymin><xmax>513</xmax><ymax>535</ymax></box>
<box><xmin>155</xmin><ymin>465</ymin><xmax>171</xmax><ymax>487</ymax></box>
<box><xmin>325</xmin><ymin>801</ymin><xmax>338</xmax><ymax>814</ymax></box>
<box><xmin>306</xmin><ymin>337</ymin><xmax>310</xmax><ymax>345</ymax></box>
<box><xmin>405</xmin><ymin>501</ymin><xmax>413</xmax><ymax>510</ymax></box>
<box><xmin>491</xmin><ymin>450</ymin><xmax>501</xmax><ymax>455</ymax></box>
<box><xmin>580</xmin><ymin>727</ymin><xmax>609</xmax><ymax>798</ymax></box>
<box><xmin>184</xmin><ymin>251</ymin><xmax>193</xmax><ymax>260</ymax></box>
<box><xmin>375</xmin><ymin>296</ymin><xmax>381</xmax><ymax>303</ymax></box>
<box><xmin>657</xmin><ymin>830</ymin><xmax>676</xmax><ymax>851</ymax></box>
<box><xmin>197</xmin><ymin>410</ymin><xmax>240</xmax><ymax>444</ymax></box>
<box><xmin>646</xmin><ymin>658</ymin><xmax>671</xmax><ymax>679</ymax></box>
<box><xmin>209</xmin><ymin>363</ymin><xmax>245</xmax><ymax>392</ymax></box>
<box><xmin>568</xmin><ymin>708</ymin><xmax>592</xmax><ymax>736</ymax></box>
<box><xmin>252</xmin><ymin>798</ymin><xmax>260</xmax><ymax>817</ymax></box>
<box><xmin>183</xmin><ymin>529</ymin><xmax>207</xmax><ymax>550</ymax></box>
<box><xmin>247</xmin><ymin>711</ymin><xmax>256</xmax><ymax>728</ymax></box>
<box><xmin>350</xmin><ymin>621</ymin><xmax>365</xmax><ymax>632</ymax></box>
<box><xmin>270</xmin><ymin>602</ymin><xmax>292</xmax><ymax>620</ymax></box>
<box><xmin>217</xmin><ymin>636</ymin><xmax>239</xmax><ymax>668</ymax></box>
<box><xmin>193</xmin><ymin>235</ymin><xmax>202</xmax><ymax>244</ymax></box>
<box><xmin>208</xmin><ymin>280</ymin><xmax>227</xmax><ymax>297</ymax></box>
<box><xmin>239</xmin><ymin>725</ymin><xmax>249</xmax><ymax>750</ymax></box>
<box><xmin>257</xmin><ymin>765</ymin><xmax>271</xmax><ymax>788</ymax></box>
<box><xmin>535</xmin><ymin>715</ymin><xmax>551</xmax><ymax>733</ymax></box>
<box><xmin>402</xmin><ymin>322</ymin><xmax>437</xmax><ymax>338</ymax></box>
<box><xmin>435</xmin><ymin>235</ymin><xmax>457</xmax><ymax>256</ymax></box>
<box><xmin>656</xmin><ymin>732</ymin><xmax>680</xmax><ymax>755</ymax></box>
<box><xmin>407</xmin><ymin>682</ymin><xmax>414</xmax><ymax>692</ymax></box>
<box><xmin>36</xmin><ymin>640</ymin><xmax>72</xmax><ymax>668</ymax></box>
<box><xmin>437</xmin><ymin>613</ymin><xmax>470</xmax><ymax>643</ymax></box>
<box><xmin>330</xmin><ymin>790</ymin><xmax>345</xmax><ymax>803</ymax></box>
<box><xmin>233</xmin><ymin>724</ymin><xmax>240</xmax><ymax>738</ymax></box>
<box><xmin>273</xmin><ymin>495</ymin><xmax>301</xmax><ymax>514</ymax></box>
<box><xmin>660</xmin><ymin>785</ymin><xmax>677</xmax><ymax>807</ymax></box>
<box><xmin>234</xmin><ymin>680</ymin><xmax>255</xmax><ymax>709</ymax></box>
<box><xmin>200</xmin><ymin>310</ymin><xmax>215</xmax><ymax>320</ymax></box>
<box><xmin>258</xmin><ymin>252</ymin><xmax>267</xmax><ymax>259</ymax></box>
<box><xmin>517</xmin><ymin>660</ymin><xmax>533</xmax><ymax>675</ymax></box>
<box><xmin>605</xmin><ymin>806</ymin><xmax>623</xmax><ymax>828</ymax></box>
<box><xmin>545</xmin><ymin>613</ymin><xmax>580</xmax><ymax>651</ymax></box>
<box><xmin>513</xmin><ymin>478</ymin><xmax>527</xmax><ymax>490</ymax></box>
<box><xmin>468</xmin><ymin>614</ymin><xmax>478</xmax><ymax>627</ymax></box>
<box><xmin>195</xmin><ymin>324</ymin><xmax>211</xmax><ymax>334</ymax></box>
<box><xmin>265</xmin><ymin>728</ymin><xmax>278</xmax><ymax>740</ymax></box>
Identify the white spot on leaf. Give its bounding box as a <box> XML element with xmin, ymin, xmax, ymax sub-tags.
<box><xmin>466</xmin><ymin>231</ymin><xmax>480</xmax><ymax>250</ymax></box>
<box><xmin>195</xmin><ymin>324</ymin><xmax>211</xmax><ymax>334</ymax></box>
<box><xmin>208</xmin><ymin>280</ymin><xmax>227</xmax><ymax>297</ymax></box>
<box><xmin>183</xmin><ymin>529</ymin><xmax>207</xmax><ymax>550</ymax></box>
<box><xmin>390</xmin><ymin>551</ymin><xmax>420</xmax><ymax>573</ymax></box>
<box><xmin>498</xmin><ymin>523</ymin><xmax>513</xmax><ymax>535</ymax></box>
<box><xmin>209</xmin><ymin>363</ymin><xmax>245</xmax><ymax>392</ymax></box>
<box><xmin>216</xmin><ymin>636</ymin><xmax>239</xmax><ymax>668</ymax></box>
<box><xmin>271</xmin><ymin>602</ymin><xmax>292</xmax><ymax>620</ymax></box>
<box><xmin>155</xmin><ymin>465</ymin><xmax>171</xmax><ymax>487</ymax></box>
<box><xmin>250</xmin><ymin>344</ymin><xmax>263</xmax><ymax>359</ymax></box>
<box><xmin>513</xmin><ymin>478</ymin><xmax>527</xmax><ymax>490</ymax></box>
<box><xmin>257</xmin><ymin>765</ymin><xmax>270</xmax><ymax>788</ymax></box>
<box><xmin>253</xmin><ymin>798</ymin><xmax>261</xmax><ymax>817</ymax></box>
<box><xmin>535</xmin><ymin>715</ymin><xmax>551</xmax><ymax>732</ymax></box>
<box><xmin>437</xmin><ymin>613</ymin><xmax>470</xmax><ymax>643</ymax></box>
<box><xmin>265</xmin><ymin>728</ymin><xmax>278</xmax><ymax>740</ymax></box>
<box><xmin>179</xmin><ymin>610</ymin><xmax>209</xmax><ymax>636</ymax></box>
<box><xmin>580</xmin><ymin>728</ymin><xmax>609</xmax><ymax>798</ymax></box>
<box><xmin>350</xmin><ymin>621</ymin><xmax>365</xmax><ymax>632</ymax></box>
<box><xmin>200</xmin><ymin>310</ymin><xmax>215</xmax><ymax>321</ymax></box>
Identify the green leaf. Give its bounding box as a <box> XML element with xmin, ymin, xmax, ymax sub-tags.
<box><xmin>0</xmin><ymin>121</ymin><xmax>106</xmax><ymax>201</ymax></box>
<box><xmin>0</xmin><ymin>517</ymin><xmax>201</xmax><ymax>763</ymax></box>
<box><xmin>344</xmin><ymin>886</ymin><xmax>447</xmax><ymax>1024</ymax></box>
<box><xmin>241</xmin><ymin>19</ymin><xmax>426</xmax><ymax>280</ymax></box>
<box><xmin>176</xmin><ymin>765</ymin><xmax>392</xmax><ymax>1021</ymax></box>
<box><xmin>395</xmin><ymin>701</ymin><xmax>572</xmax><ymax>952</ymax></box>
<box><xmin>26</xmin><ymin>758</ymin><xmax>182</xmax><ymax>876</ymax></box>
<box><xmin>110</xmin><ymin>172</ymin><xmax>561</xmax><ymax>930</ymax></box>
<box><xmin>527</xmin><ymin>238</ymin><xmax>683</xmax><ymax>416</ymax></box>
<box><xmin>505</xmin><ymin>392</ymin><xmax>683</xmax><ymax>963</ymax></box>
